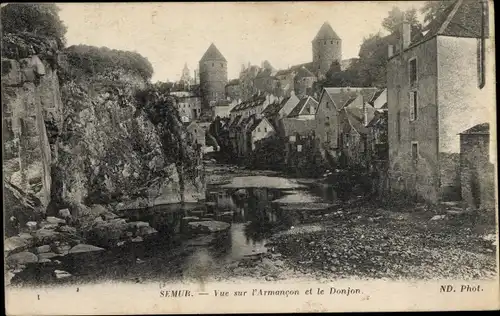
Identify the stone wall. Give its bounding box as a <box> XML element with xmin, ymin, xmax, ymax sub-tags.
<box><xmin>460</xmin><ymin>133</ymin><xmax>495</xmax><ymax>209</ymax></box>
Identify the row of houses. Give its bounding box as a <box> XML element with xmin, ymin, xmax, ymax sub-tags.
<box><xmin>223</xmin><ymin>87</ymin><xmax>388</xmax><ymax>170</ymax></box>
<box><xmin>219</xmin><ymin>0</ymin><xmax>494</xmax><ymax>210</ymax></box>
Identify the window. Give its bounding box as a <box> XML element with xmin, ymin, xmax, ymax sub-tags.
<box><xmin>264</xmin><ymin>127</ymin><xmax>267</xmax><ymax>132</ymax></box>
<box><xmin>409</xmin><ymin>91</ymin><xmax>418</xmax><ymax>121</ymax></box>
<box><xmin>324</xmin><ymin>41</ymin><xmax>326</xmax><ymax>45</ymax></box>
<box><xmin>221</xmin><ymin>63</ymin><xmax>223</xmax><ymax>67</ymax></box>
<box><xmin>411</xmin><ymin>142</ymin><xmax>419</xmax><ymax>162</ymax></box>
<box><xmin>297</xmin><ymin>144</ymin><xmax>303</xmax><ymax>152</ymax></box>
<box><xmin>331</xmin><ymin>41</ymin><xmax>333</xmax><ymax>44</ymax></box>
<box><xmin>397</xmin><ymin>111</ymin><xmax>401</xmax><ymax>141</ymax></box>
<box><xmin>289</xmin><ymin>135</ymin><xmax>296</xmax><ymax>142</ymax></box>
<box><xmin>326</xmin><ymin>102</ymin><xmax>329</xmax><ymax>109</ymax></box>
<box><xmin>409</xmin><ymin>58</ymin><xmax>417</xmax><ymax>86</ymax></box>
<box><xmin>212</xmin><ymin>63</ymin><xmax>214</xmax><ymax>67</ymax></box>
<box><xmin>344</xmin><ymin>133</ymin><xmax>350</xmax><ymax>147</ymax></box>
<box><xmin>257</xmin><ymin>128</ymin><xmax>261</xmax><ymax>132</ymax></box>
<box><xmin>325</xmin><ymin>116</ymin><xmax>330</xmax><ymax>127</ymax></box>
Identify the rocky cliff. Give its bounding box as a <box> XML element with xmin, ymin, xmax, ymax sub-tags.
<box><xmin>2</xmin><ymin>33</ymin><xmax>206</xmax><ymax>232</ymax></box>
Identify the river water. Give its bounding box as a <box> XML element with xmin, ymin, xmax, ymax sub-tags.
<box><xmin>12</xmin><ymin>167</ymin><xmax>339</xmax><ymax>286</ymax></box>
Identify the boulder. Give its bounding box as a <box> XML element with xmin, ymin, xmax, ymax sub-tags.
<box><xmin>69</xmin><ymin>244</ymin><xmax>105</xmax><ymax>254</ymax></box>
<box><xmin>32</xmin><ymin>229</ymin><xmax>61</xmax><ymax>244</ymax></box>
<box><xmin>40</xmin><ymin>222</ymin><xmax>59</xmax><ymax>230</ymax></box>
<box><xmin>58</xmin><ymin>208</ymin><xmax>71</xmax><ymax>219</ymax></box>
<box><xmin>88</xmin><ymin>218</ymin><xmax>128</xmax><ymax>247</ymax></box>
<box><xmin>38</xmin><ymin>252</ymin><xmax>58</xmax><ymax>260</ymax></box>
<box><xmin>53</xmin><ymin>243</ymin><xmax>72</xmax><ymax>255</ymax></box>
<box><xmin>4</xmin><ymin>236</ymin><xmax>30</xmax><ymax>254</ymax></box>
<box><xmin>38</xmin><ymin>258</ymin><xmax>52</xmax><ymax>264</ymax></box>
<box><xmin>54</xmin><ymin>270</ymin><xmax>72</xmax><ymax>279</ymax></box>
<box><xmin>138</xmin><ymin>226</ymin><xmax>158</xmax><ymax>236</ymax></box>
<box><xmin>57</xmin><ymin>225</ymin><xmax>77</xmax><ymax>235</ymax></box>
<box><xmin>46</xmin><ymin>216</ymin><xmax>66</xmax><ymax>225</ymax></box>
<box><xmin>35</xmin><ymin>245</ymin><xmax>51</xmax><ymax>254</ymax></box>
<box><xmin>187</xmin><ymin>221</ymin><xmax>231</xmax><ymax>234</ymax></box>
<box><xmin>6</xmin><ymin>251</ymin><xmax>38</xmax><ymax>266</ymax></box>
<box><xmin>26</xmin><ymin>221</ymin><xmax>38</xmax><ymax>230</ymax></box>
<box><xmin>131</xmin><ymin>236</ymin><xmax>143</xmax><ymax>243</ymax></box>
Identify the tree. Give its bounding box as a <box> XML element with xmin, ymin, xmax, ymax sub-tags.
<box><xmin>420</xmin><ymin>1</ymin><xmax>454</xmax><ymax>24</ymax></box>
<box><xmin>1</xmin><ymin>4</ymin><xmax>67</xmax><ymax>46</ymax></box>
<box><xmin>382</xmin><ymin>6</ymin><xmax>422</xmax><ymax>35</ymax></box>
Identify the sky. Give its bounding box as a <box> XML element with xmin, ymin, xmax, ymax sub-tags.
<box><xmin>58</xmin><ymin>2</ymin><xmax>426</xmax><ymax>83</ymax></box>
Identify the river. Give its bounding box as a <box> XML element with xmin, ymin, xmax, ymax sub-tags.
<box><xmin>12</xmin><ymin>164</ymin><xmax>339</xmax><ymax>285</ymax></box>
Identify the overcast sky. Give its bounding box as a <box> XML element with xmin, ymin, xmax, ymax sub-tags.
<box><xmin>58</xmin><ymin>2</ymin><xmax>426</xmax><ymax>83</ymax></box>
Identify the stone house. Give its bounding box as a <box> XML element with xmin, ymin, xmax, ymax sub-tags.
<box><xmin>459</xmin><ymin>123</ymin><xmax>495</xmax><ymax>209</ymax></box>
<box><xmin>387</xmin><ymin>0</ymin><xmax>494</xmax><ymax>203</ymax></box>
<box><xmin>293</xmin><ymin>66</ymin><xmax>317</xmax><ymax>98</ymax></box>
<box><xmin>185</xmin><ymin>121</ymin><xmax>206</xmax><ymax>148</ymax></box>
<box><xmin>225</xmin><ymin>79</ymin><xmax>241</xmax><ymax>101</ymax></box>
<box><xmin>247</xmin><ymin>117</ymin><xmax>275</xmax><ymax>151</ymax></box>
<box><xmin>261</xmin><ymin>91</ymin><xmax>301</xmax><ymax>135</ymax></box>
<box><xmin>172</xmin><ymin>91</ymin><xmax>202</xmax><ymax>123</ymax></box>
<box><xmin>314</xmin><ymin>87</ymin><xmax>378</xmax><ymax>160</ymax></box>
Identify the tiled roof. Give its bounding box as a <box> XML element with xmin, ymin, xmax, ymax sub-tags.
<box><xmin>369</xmin><ymin>88</ymin><xmax>385</xmax><ymax>105</ymax></box>
<box><xmin>248</xmin><ymin>117</ymin><xmax>263</xmax><ymax>132</ymax></box>
<box><xmin>229</xmin><ymin>115</ymin><xmax>242</xmax><ymax>129</ymax></box>
<box><xmin>418</xmin><ymin>0</ymin><xmax>488</xmax><ymax>45</ymax></box>
<box><xmin>200</xmin><ymin>43</ymin><xmax>227</xmax><ymax>62</ymax></box>
<box><xmin>314</xmin><ymin>22</ymin><xmax>341</xmax><ymax>41</ymax></box>
<box><xmin>229</xmin><ymin>94</ymin><xmax>267</xmax><ymax>112</ymax></box>
<box><xmin>288</xmin><ymin>96</ymin><xmax>319</xmax><ymax>118</ymax></box>
<box><xmin>295</xmin><ymin>66</ymin><xmax>316</xmax><ymax>79</ymax></box>
<box><xmin>323</xmin><ymin>87</ymin><xmax>378</xmax><ymax>110</ymax></box>
<box><xmin>262</xmin><ymin>97</ymin><xmax>289</xmax><ymax>117</ymax></box>
<box><xmin>460</xmin><ymin>123</ymin><xmax>489</xmax><ymax>134</ymax></box>
<box><xmin>344</xmin><ymin>104</ymin><xmax>376</xmax><ymax>135</ymax></box>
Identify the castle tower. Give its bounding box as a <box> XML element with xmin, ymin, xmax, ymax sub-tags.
<box><xmin>199</xmin><ymin>43</ymin><xmax>228</xmax><ymax>111</ymax></box>
<box><xmin>312</xmin><ymin>22</ymin><xmax>342</xmax><ymax>78</ymax></box>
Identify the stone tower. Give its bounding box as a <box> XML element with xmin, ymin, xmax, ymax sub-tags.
<box><xmin>199</xmin><ymin>43</ymin><xmax>228</xmax><ymax>111</ymax></box>
<box><xmin>312</xmin><ymin>22</ymin><xmax>342</xmax><ymax>78</ymax></box>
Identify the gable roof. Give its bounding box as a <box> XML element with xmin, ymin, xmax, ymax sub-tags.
<box><xmin>314</xmin><ymin>22</ymin><xmax>341</xmax><ymax>41</ymax></box>
<box><xmin>200</xmin><ymin>43</ymin><xmax>227</xmax><ymax>62</ymax></box>
<box><xmin>418</xmin><ymin>0</ymin><xmax>488</xmax><ymax>45</ymax></box>
<box><xmin>460</xmin><ymin>122</ymin><xmax>489</xmax><ymax>135</ymax></box>
<box><xmin>262</xmin><ymin>97</ymin><xmax>289</xmax><ymax>117</ymax></box>
<box><xmin>288</xmin><ymin>96</ymin><xmax>319</xmax><ymax>118</ymax></box>
<box><xmin>229</xmin><ymin>94</ymin><xmax>267</xmax><ymax>113</ymax></box>
<box><xmin>322</xmin><ymin>87</ymin><xmax>378</xmax><ymax>110</ymax></box>
<box><xmin>369</xmin><ymin>88</ymin><xmax>386</xmax><ymax>105</ymax></box>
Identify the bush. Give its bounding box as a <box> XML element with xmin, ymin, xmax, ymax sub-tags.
<box><xmin>1</xmin><ymin>4</ymin><xmax>67</xmax><ymax>47</ymax></box>
<box><xmin>65</xmin><ymin>45</ymin><xmax>154</xmax><ymax>80</ymax></box>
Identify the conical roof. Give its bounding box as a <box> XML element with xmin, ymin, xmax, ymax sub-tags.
<box><xmin>200</xmin><ymin>43</ymin><xmax>227</xmax><ymax>62</ymax></box>
<box><xmin>313</xmin><ymin>22</ymin><xmax>341</xmax><ymax>41</ymax></box>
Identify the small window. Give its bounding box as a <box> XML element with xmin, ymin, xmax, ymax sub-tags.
<box><xmin>410</xmin><ymin>91</ymin><xmax>418</xmax><ymax>121</ymax></box>
<box><xmin>411</xmin><ymin>142</ymin><xmax>419</xmax><ymax>162</ymax></box>
<box><xmin>212</xmin><ymin>63</ymin><xmax>214</xmax><ymax>67</ymax></box>
<box><xmin>221</xmin><ymin>63</ymin><xmax>223</xmax><ymax>67</ymax></box>
<box><xmin>397</xmin><ymin>111</ymin><xmax>401</xmax><ymax>141</ymax></box>
<box><xmin>409</xmin><ymin>58</ymin><xmax>417</xmax><ymax>86</ymax></box>
<box><xmin>326</xmin><ymin>102</ymin><xmax>329</xmax><ymax>109</ymax></box>
<box><xmin>331</xmin><ymin>41</ymin><xmax>333</xmax><ymax>44</ymax></box>
<box><xmin>325</xmin><ymin>116</ymin><xmax>330</xmax><ymax>127</ymax></box>
<box><xmin>257</xmin><ymin>128</ymin><xmax>261</xmax><ymax>132</ymax></box>
<box><xmin>324</xmin><ymin>41</ymin><xmax>326</xmax><ymax>45</ymax></box>
<box><xmin>297</xmin><ymin>144</ymin><xmax>303</xmax><ymax>152</ymax></box>
<box><xmin>264</xmin><ymin>127</ymin><xmax>267</xmax><ymax>132</ymax></box>
<box><xmin>344</xmin><ymin>133</ymin><xmax>350</xmax><ymax>147</ymax></box>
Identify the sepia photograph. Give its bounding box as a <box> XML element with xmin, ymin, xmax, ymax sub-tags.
<box><xmin>2</xmin><ymin>1</ymin><xmax>498</xmax><ymax>314</ymax></box>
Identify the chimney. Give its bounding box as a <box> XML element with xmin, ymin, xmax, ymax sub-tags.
<box><xmin>388</xmin><ymin>45</ymin><xmax>394</xmax><ymax>58</ymax></box>
<box><xmin>401</xmin><ymin>20</ymin><xmax>411</xmax><ymax>50</ymax></box>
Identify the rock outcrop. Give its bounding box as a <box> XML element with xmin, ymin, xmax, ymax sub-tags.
<box><xmin>2</xmin><ymin>32</ymin><xmax>206</xmax><ymax>226</ymax></box>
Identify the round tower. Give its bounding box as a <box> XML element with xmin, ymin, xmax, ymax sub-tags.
<box><xmin>312</xmin><ymin>22</ymin><xmax>342</xmax><ymax>78</ymax></box>
<box><xmin>199</xmin><ymin>43</ymin><xmax>228</xmax><ymax>111</ymax></box>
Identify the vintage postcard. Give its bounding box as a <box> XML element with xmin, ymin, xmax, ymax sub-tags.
<box><xmin>3</xmin><ymin>1</ymin><xmax>499</xmax><ymax>314</ymax></box>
